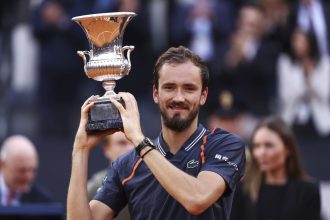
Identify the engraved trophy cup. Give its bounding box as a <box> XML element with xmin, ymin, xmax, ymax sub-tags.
<box><xmin>72</xmin><ymin>12</ymin><xmax>136</xmax><ymax>131</ymax></box>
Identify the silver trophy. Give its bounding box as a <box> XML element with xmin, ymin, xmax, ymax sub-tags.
<box><xmin>72</xmin><ymin>12</ymin><xmax>136</xmax><ymax>131</ymax></box>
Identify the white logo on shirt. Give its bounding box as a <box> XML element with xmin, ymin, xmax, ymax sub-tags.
<box><xmin>214</xmin><ymin>154</ymin><xmax>238</xmax><ymax>171</ymax></box>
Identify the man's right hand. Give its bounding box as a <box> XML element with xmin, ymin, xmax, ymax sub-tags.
<box><xmin>73</xmin><ymin>95</ymin><xmax>117</xmax><ymax>152</ymax></box>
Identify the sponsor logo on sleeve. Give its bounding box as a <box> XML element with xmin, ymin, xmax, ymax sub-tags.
<box><xmin>214</xmin><ymin>154</ymin><xmax>238</xmax><ymax>171</ymax></box>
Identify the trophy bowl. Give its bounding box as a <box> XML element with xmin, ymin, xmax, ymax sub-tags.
<box><xmin>72</xmin><ymin>12</ymin><xmax>136</xmax><ymax>131</ymax></box>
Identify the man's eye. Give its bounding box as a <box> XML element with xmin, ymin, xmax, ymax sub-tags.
<box><xmin>185</xmin><ymin>86</ymin><xmax>196</xmax><ymax>92</ymax></box>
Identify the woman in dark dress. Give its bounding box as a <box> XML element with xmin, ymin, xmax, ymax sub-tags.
<box><xmin>231</xmin><ymin>116</ymin><xmax>320</xmax><ymax>220</ymax></box>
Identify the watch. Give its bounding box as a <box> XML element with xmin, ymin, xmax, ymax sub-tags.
<box><xmin>136</xmin><ymin>137</ymin><xmax>156</xmax><ymax>157</ymax></box>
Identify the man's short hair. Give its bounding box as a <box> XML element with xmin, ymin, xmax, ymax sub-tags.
<box><xmin>153</xmin><ymin>46</ymin><xmax>209</xmax><ymax>91</ymax></box>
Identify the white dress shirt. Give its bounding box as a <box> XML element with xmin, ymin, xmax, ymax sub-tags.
<box><xmin>0</xmin><ymin>173</ymin><xmax>20</xmax><ymax>206</ymax></box>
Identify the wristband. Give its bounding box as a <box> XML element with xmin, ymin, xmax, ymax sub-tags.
<box><xmin>135</xmin><ymin>137</ymin><xmax>156</xmax><ymax>157</ymax></box>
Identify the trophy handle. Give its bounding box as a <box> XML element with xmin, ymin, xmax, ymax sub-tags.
<box><xmin>122</xmin><ymin>46</ymin><xmax>134</xmax><ymax>67</ymax></box>
<box><xmin>77</xmin><ymin>51</ymin><xmax>90</xmax><ymax>66</ymax></box>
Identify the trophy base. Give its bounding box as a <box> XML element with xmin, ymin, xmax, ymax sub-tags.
<box><xmin>86</xmin><ymin>98</ymin><xmax>124</xmax><ymax>131</ymax></box>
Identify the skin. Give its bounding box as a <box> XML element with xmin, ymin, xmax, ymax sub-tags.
<box><xmin>252</xmin><ymin>127</ymin><xmax>289</xmax><ymax>184</ymax></box>
<box><xmin>291</xmin><ymin>29</ymin><xmax>315</xmax><ymax>78</ymax></box>
<box><xmin>226</xmin><ymin>6</ymin><xmax>264</xmax><ymax>67</ymax></box>
<box><xmin>103</xmin><ymin>132</ymin><xmax>134</xmax><ymax>162</ymax></box>
<box><xmin>0</xmin><ymin>136</ymin><xmax>38</xmax><ymax>194</ymax></box>
<box><xmin>238</xmin><ymin>7</ymin><xmax>264</xmax><ymax>39</ymax></box>
<box><xmin>154</xmin><ymin>62</ymin><xmax>207</xmax><ymax>151</ymax></box>
<box><xmin>67</xmin><ymin>61</ymin><xmax>227</xmax><ymax>220</ymax></box>
<box><xmin>292</xmin><ymin>30</ymin><xmax>310</xmax><ymax>60</ymax></box>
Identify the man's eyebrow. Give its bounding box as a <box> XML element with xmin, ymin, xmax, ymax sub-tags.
<box><xmin>161</xmin><ymin>82</ymin><xmax>176</xmax><ymax>86</ymax></box>
<box><xmin>183</xmin><ymin>83</ymin><xmax>198</xmax><ymax>87</ymax></box>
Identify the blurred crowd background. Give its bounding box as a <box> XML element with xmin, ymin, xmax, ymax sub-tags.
<box><xmin>0</xmin><ymin>0</ymin><xmax>330</xmax><ymax>218</ymax></box>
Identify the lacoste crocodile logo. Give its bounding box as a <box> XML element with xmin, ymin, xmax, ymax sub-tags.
<box><xmin>187</xmin><ymin>159</ymin><xmax>199</xmax><ymax>168</ymax></box>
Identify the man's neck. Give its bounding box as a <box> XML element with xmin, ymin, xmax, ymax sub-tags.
<box><xmin>161</xmin><ymin>119</ymin><xmax>199</xmax><ymax>155</ymax></box>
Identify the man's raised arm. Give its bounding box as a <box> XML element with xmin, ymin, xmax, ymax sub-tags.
<box><xmin>67</xmin><ymin>96</ymin><xmax>115</xmax><ymax>220</ymax></box>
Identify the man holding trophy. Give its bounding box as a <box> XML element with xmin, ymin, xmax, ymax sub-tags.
<box><xmin>67</xmin><ymin>12</ymin><xmax>245</xmax><ymax>220</ymax></box>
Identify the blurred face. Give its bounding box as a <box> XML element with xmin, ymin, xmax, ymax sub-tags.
<box><xmin>301</xmin><ymin>0</ymin><xmax>313</xmax><ymax>6</ymax></box>
<box><xmin>153</xmin><ymin>61</ymin><xmax>207</xmax><ymax>132</ymax></box>
<box><xmin>104</xmin><ymin>132</ymin><xmax>134</xmax><ymax>161</ymax></box>
<box><xmin>207</xmin><ymin>114</ymin><xmax>241</xmax><ymax>136</ymax></box>
<box><xmin>252</xmin><ymin>127</ymin><xmax>289</xmax><ymax>173</ymax></box>
<box><xmin>2</xmin><ymin>153</ymin><xmax>38</xmax><ymax>193</ymax></box>
<box><xmin>292</xmin><ymin>30</ymin><xmax>309</xmax><ymax>58</ymax></box>
<box><xmin>192</xmin><ymin>0</ymin><xmax>214</xmax><ymax>18</ymax></box>
<box><xmin>238</xmin><ymin>7</ymin><xmax>264</xmax><ymax>37</ymax></box>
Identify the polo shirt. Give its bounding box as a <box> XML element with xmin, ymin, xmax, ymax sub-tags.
<box><xmin>94</xmin><ymin>124</ymin><xmax>246</xmax><ymax>220</ymax></box>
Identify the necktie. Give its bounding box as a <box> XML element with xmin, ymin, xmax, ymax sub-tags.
<box><xmin>6</xmin><ymin>191</ymin><xmax>16</xmax><ymax>206</ymax></box>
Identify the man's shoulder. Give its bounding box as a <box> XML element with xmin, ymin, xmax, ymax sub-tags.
<box><xmin>206</xmin><ymin>128</ymin><xmax>245</xmax><ymax>148</ymax></box>
<box><xmin>112</xmin><ymin>149</ymin><xmax>141</xmax><ymax>176</ymax></box>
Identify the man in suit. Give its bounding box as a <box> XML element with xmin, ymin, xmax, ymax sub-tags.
<box><xmin>0</xmin><ymin>135</ymin><xmax>53</xmax><ymax>206</ymax></box>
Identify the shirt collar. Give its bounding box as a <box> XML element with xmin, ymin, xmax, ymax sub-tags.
<box><xmin>0</xmin><ymin>173</ymin><xmax>8</xmax><ymax>199</ymax></box>
<box><xmin>156</xmin><ymin>124</ymin><xmax>207</xmax><ymax>157</ymax></box>
<box><xmin>0</xmin><ymin>173</ymin><xmax>21</xmax><ymax>206</ymax></box>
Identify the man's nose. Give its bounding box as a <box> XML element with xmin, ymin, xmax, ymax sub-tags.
<box><xmin>173</xmin><ymin>89</ymin><xmax>185</xmax><ymax>102</ymax></box>
<box><xmin>24</xmin><ymin>170</ymin><xmax>36</xmax><ymax>181</ymax></box>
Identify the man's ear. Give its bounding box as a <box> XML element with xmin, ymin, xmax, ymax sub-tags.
<box><xmin>153</xmin><ymin>85</ymin><xmax>159</xmax><ymax>104</ymax></box>
<box><xmin>200</xmin><ymin>87</ymin><xmax>208</xmax><ymax>106</ymax></box>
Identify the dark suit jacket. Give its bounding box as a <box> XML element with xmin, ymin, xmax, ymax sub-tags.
<box><xmin>218</xmin><ymin>38</ymin><xmax>279</xmax><ymax>117</ymax></box>
<box><xmin>20</xmin><ymin>184</ymin><xmax>53</xmax><ymax>204</ymax></box>
<box><xmin>0</xmin><ymin>184</ymin><xmax>53</xmax><ymax>206</ymax></box>
<box><xmin>230</xmin><ymin>179</ymin><xmax>321</xmax><ymax>220</ymax></box>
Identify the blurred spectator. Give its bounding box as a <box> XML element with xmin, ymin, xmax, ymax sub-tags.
<box><xmin>169</xmin><ymin>0</ymin><xmax>235</xmax><ymax>74</ymax></box>
<box><xmin>0</xmin><ymin>0</ymin><xmax>40</xmax><ymax>138</ymax></box>
<box><xmin>0</xmin><ymin>135</ymin><xmax>53</xmax><ymax>206</ymax></box>
<box><xmin>258</xmin><ymin>0</ymin><xmax>291</xmax><ymax>52</ymax></box>
<box><xmin>32</xmin><ymin>0</ymin><xmax>95</xmax><ymax>137</ymax></box>
<box><xmin>206</xmin><ymin>89</ymin><xmax>256</xmax><ymax>141</ymax></box>
<box><xmin>207</xmin><ymin>90</ymin><xmax>243</xmax><ymax>134</ymax></box>
<box><xmin>288</xmin><ymin>0</ymin><xmax>330</xmax><ymax>55</ymax></box>
<box><xmin>220</xmin><ymin>5</ymin><xmax>279</xmax><ymax>117</ymax></box>
<box><xmin>277</xmin><ymin>28</ymin><xmax>330</xmax><ymax>137</ymax></box>
<box><xmin>149</xmin><ymin>0</ymin><xmax>170</xmax><ymax>55</ymax></box>
<box><xmin>230</xmin><ymin>116</ymin><xmax>321</xmax><ymax>220</ymax></box>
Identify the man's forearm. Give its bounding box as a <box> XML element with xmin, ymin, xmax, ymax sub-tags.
<box><xmin>67</xmin><ymin>148</ymin><xmax>93</xmax><ymax>220</ymax></box>
<box><xmin>141</xmin><ymin>147</ymin><xmax>225</xmax><ymax>215</ymax></box>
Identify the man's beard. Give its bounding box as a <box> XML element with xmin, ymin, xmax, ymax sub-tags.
<box><xmin>160</xmin><ymin>102</ymin><xmax>199</xmax><ymax>132</ymax></box>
